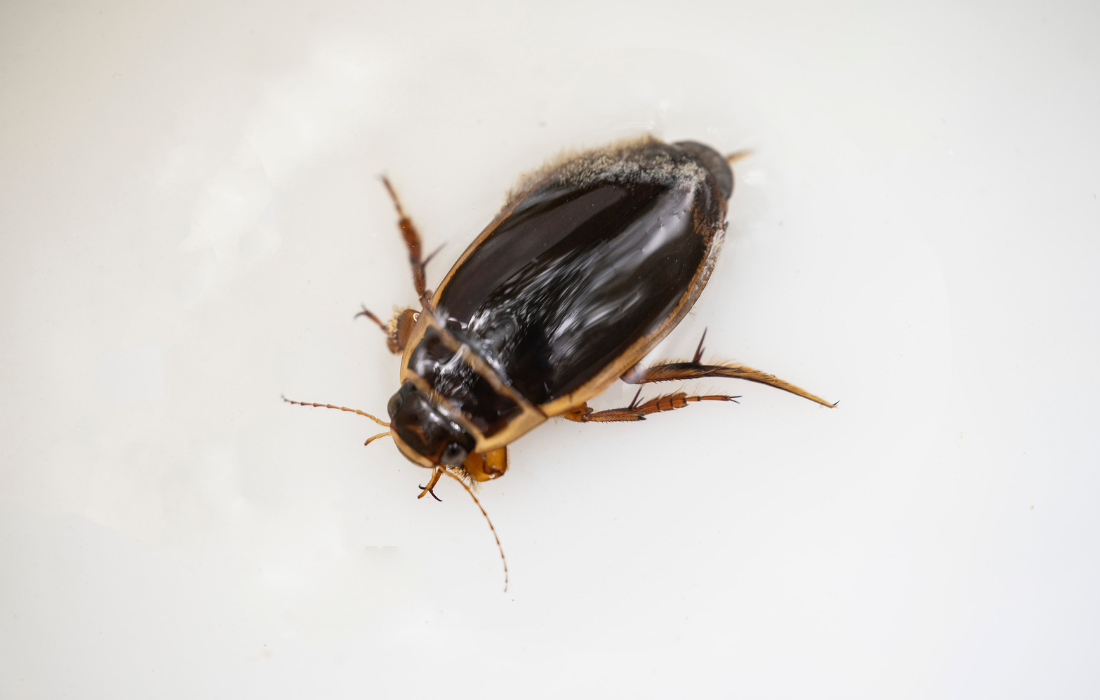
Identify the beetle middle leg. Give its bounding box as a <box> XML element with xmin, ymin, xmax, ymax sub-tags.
<box><xmin>621</xmin><ymin>330</ymin><xmax>836</xmax><ymax>408</ymax></box>
<box><xmin>355</xmin><ymin>177</ymin><xmax>443</xmax><ymax>353</ymax></box>
<box><xmin>561</xmin><ymin>387</ymin><xmax>740</xmax><ymax>423</ymax></box>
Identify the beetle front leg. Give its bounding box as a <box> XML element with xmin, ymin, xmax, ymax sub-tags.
<box><xmin>621</xmin><ymin>331</ymin><xmax>836</xmax><ymax>408</ymax></box>
<box><xmin>355</xmin><ymin>306</ymin><xmax>419</xmax><ymax>354</ymax></box>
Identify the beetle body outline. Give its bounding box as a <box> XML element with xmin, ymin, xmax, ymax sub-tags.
<box><xmin>286</xmin><ymin>136</ymin><xmax>833</xmax><ymax>587</ymax></box>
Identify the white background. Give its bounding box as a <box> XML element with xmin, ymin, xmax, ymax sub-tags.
<box><xmin>2</xmin><ymin>1</ymin><xmax>1098</xmax><ymax>697</ymax></box>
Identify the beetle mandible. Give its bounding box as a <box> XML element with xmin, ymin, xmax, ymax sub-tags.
<box><xmin>285</xmin><ymin>137</ymin><xmax>834</xmax><ymax>588</ymax></box>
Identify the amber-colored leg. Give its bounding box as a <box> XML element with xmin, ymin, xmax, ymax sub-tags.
<box><xmin>621</xmin><ymin>330</ymin><xmax>836</xmax><ymax>408</ymax></box>
<box><xmin>418</xmin><ymin>467</ymin><xmax>444</xmax><ymax>501</ymax></box>
<box><xmin>561</xmin><ymin>387</ymin><xmax>740</xmax><ymax>423</ymax></box>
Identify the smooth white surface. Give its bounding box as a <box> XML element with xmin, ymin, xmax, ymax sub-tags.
<box><xmin>2</xmin><ymin>1</ymin><xmax>1099</xmax><ymax>697</ymax></box>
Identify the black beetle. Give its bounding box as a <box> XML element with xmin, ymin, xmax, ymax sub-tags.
<box><xmin>285</xmin><ymin>136</ymin><xmax>833</xmax><ymax>588</ymax></box>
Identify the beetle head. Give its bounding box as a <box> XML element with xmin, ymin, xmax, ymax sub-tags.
<box><xmin>387</xmin><ymin>381</ymin><xmax>477</xmax><ymax>469</ymax></box>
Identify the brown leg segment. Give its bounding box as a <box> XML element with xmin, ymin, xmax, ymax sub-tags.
<box><xmin>355</xmin><ymin>305</ymin><xmax>419</xmax><ymax>354</ymax></box>
<box><xmin>561</xmin><ymin>387</ymin><xmax>740</xmax><ymax>423</ymax></box>
<box><xmin>381</xmin><ymin>176</ymin><xmax>435</xmax><ymax>308</ymax></box>
<box><xmin>354</xmin><ymin>177</ymin><xmax>440</xmax><ymax>352</ymax></box>
<box><xmin>621</xmin><ymin>331</ymin><xmax>836</xmax><ymax>408</ymax></box>
<box><xmin>355</xmin><ymin>177</ymin><xmax>439</xmax><ymax>352</ymax></box>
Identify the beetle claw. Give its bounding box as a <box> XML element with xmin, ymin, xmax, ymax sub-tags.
<box><xmin>417</xmin><ymin>467</ymin><xmax>444</xmax><ymax>501</ymax></box>
<box><xmin>418</xmin><ymin>484</ymin><xmax>442</xmax><ymax>502</ymax></box>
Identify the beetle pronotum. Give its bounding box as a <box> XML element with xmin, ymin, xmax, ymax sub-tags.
<box><xmin>286</xmin><ymin>137</ymin><xmax>834</xmax><ymax>590</ymax></box>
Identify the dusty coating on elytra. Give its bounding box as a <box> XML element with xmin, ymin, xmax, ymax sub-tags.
<box><xmin>502</xmin><ymin>135</ymin><xmax>711</xmax><ymax>213</ymax></box>
<box><xmin>528</xmin><ymin>136</ymin><xmax>732</xmax><ymax>347</ymax></box>
<box><xmin>496</xmin><ymin>135</ymin><xmax>731</xmax><ymax>381</ymax></box>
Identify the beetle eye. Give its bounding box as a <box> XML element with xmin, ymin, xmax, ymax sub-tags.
<box><xmin>440</xmin><ymin>442</ymin><xmax>468</xmax><ymax>466</ymax></box>
<box><xmin>387</xmin><ymin>393</ymin><xmax>402</xmax><ymax>419</ymax></box>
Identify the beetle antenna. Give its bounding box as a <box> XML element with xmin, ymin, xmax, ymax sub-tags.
<box><xmin>725</xmin><ymin>149</ymin><xmax>752</xmax><ymax>164</ymax></box>
<box><xmin>281</xmin><ymin>395</ymin><xmax>390</xmax><ymax>428</ymax></box>
<box><xmin>442</xmin><ymin>469</ymin><xmax>509</xmax><ymax>592</ymax></box>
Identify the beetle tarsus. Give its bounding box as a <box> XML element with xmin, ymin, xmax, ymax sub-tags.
<box><xmin>561</xmin><ymin>392</ymin><xmax>738</xmax><ymax>422</ymax></box>
<box><xmin>380</xmin><ymin>175</ymin><xmax>433</xmax><ymax>303</ymax></box>
<box><xmin>418</xmin><ymin>485</ymin><xmax>442</xmax><ymax>502</ymax></box>
<box><xmin>417</xmin><ymin>467</ymin><xmax>444</xmax><ymax>501</ymax></box>
<box><xmin>355</xmin><ymin>304</ymin><xmax>388</xmax><ymax>329</ymax></box>
<box><xmin>360</xmin><ymin>306</ymin><xmax>418</xmax><ymax>354</ymax></box>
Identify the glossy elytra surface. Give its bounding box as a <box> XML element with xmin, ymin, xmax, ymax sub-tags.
<box><xmin>393</xmin><ymin>137</ymin><xmax>732</xmax><ymax>456</ymax></box>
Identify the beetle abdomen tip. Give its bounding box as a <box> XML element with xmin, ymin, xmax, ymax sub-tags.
<box><xmin>673</xmin><ymin>141</ymin><xmax>734</xmax><ymax>199</ymax></box>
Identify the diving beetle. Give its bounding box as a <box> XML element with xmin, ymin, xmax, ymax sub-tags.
<box><xmin>285</xmin><ymin>136</ymin><xmax>833</xmax><ymax>588</ymax></box>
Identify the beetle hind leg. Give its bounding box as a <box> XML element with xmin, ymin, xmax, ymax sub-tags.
<box><xmin>621</xmin><ymin>330</ymin><xmax>835</xmax><ymax>408</ymax></box>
